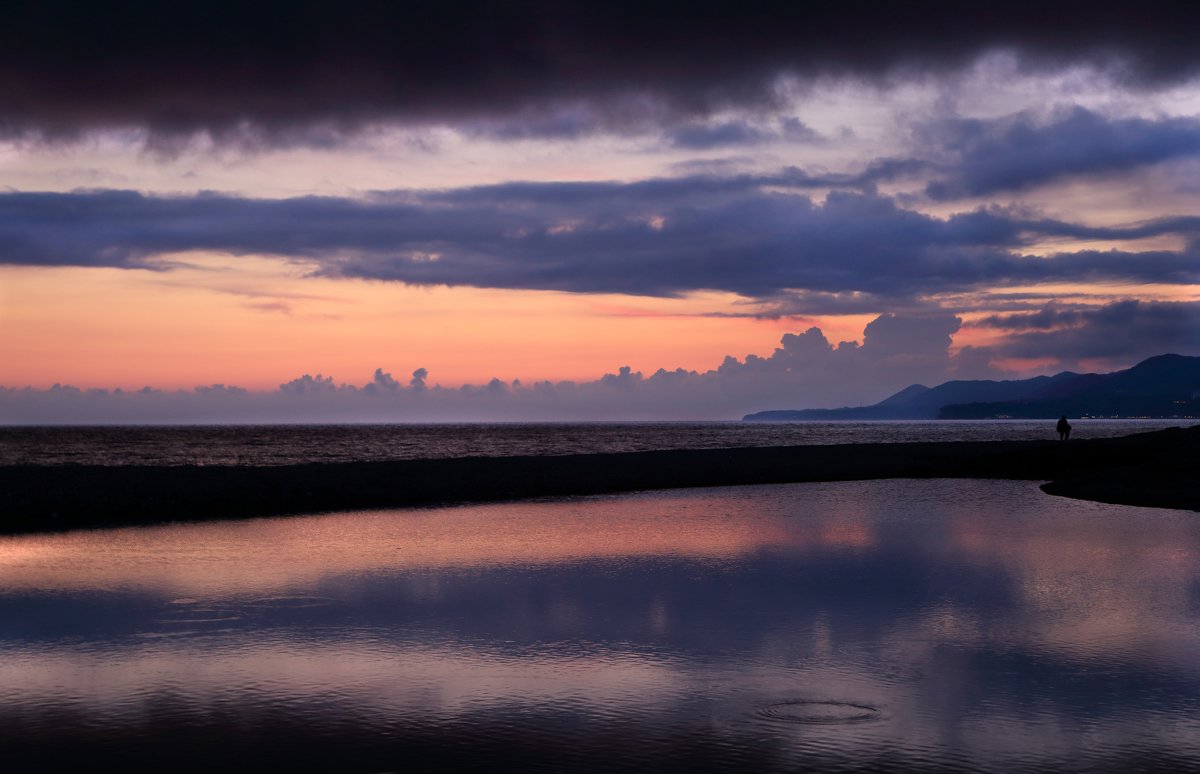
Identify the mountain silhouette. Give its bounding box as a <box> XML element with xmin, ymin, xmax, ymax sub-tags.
<box><xmin>744</xmin><ymin>354</ymin><xmax>1200</xmax><ymax>421</ymax></box>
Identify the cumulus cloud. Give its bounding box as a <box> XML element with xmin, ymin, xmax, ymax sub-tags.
<box><xmin>363</xmin><ymin>368</ymin><xmax>401</xmax><ymax>394</ymax></box>
<box><xmin>0</xmin><ymin>314</ymin><xmax>999</xmax><ymax>423</ymax></box>
<box><xmin>279</xmin><ymin>374</ymin><xmax>338</xmax><ymax>395</ymax></box>
<box><xmin>2</xmin><ymin>2</ymin><xmax>1199</xmax><ymax>143</ymax></box>
<box><xmin>2</xmin><ymin>183</ymin><xmax>1196</xmax><ymax>302</ymax></box>
<box><xmin>7</xmin><ymin>303</ymin><xmax>1194</xmax><ymax>424</ymax></box>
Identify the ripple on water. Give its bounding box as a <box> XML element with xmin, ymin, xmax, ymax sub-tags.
<box><xmin>154</xmin><ymin>608</ymin><xmax>245</xmax><ymax>624</ymax></box>
<box><xmin>244</xmin><ymin>595</ymin><xmax>339</xmax><ymax>610</ymax></box>
<box><xmin>758</xmin><ymin>700</ymin><xmax>882</xmax><ymax>725</ymax></box>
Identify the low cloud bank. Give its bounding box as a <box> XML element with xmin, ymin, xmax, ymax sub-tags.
<box><xmin>2</xmin><ymin>314</ymin><xmax>998</xmax><ymax>424</ymax></box>
<box><xmin>7</xmin><ymin>303</ymin><xmax>1195</xmax><ymax>425</ymax></box>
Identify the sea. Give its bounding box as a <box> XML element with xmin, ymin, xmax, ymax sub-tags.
<box><xmin>0</xmin><ymin>418</ymin><xmax>1193</xmax><ymax>466</ymax></box>
<box><xmin>3</xmin><ymin>421</ymin><xmax>1200</xmax><ymax>771</ymax></box>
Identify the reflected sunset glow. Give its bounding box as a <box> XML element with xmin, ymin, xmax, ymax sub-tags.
<box><xmin>4</xmin><ymin>480</ymin><xmax>1200</xmax><ymax>770</ymax></box>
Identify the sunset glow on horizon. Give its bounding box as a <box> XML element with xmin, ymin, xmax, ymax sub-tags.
<box><xmin>2</xmin><ymin>3</ymin><xmax>1198</xmax><ymax>421</ymax></box>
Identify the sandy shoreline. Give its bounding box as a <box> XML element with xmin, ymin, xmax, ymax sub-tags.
<box><xmin>2</xmin><ymin>426</ymin><xmax>1196</xmax><ymax>534</ymax></box>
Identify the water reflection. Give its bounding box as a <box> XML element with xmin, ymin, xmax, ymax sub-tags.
<box><xmin>3</xmin><ymin>480</ymin><xmax>1200</xmax><ymax>771</ymax></box>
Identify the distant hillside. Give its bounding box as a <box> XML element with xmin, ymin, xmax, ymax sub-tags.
<box><xmin>744</xmin><ymin>354</ymin><xmax>1200</xmax><ymax>421</ymax></box>
<box><xmin>939</xmin><ymin>354</ymin><xmax>1200</xmax><ymax>419</ymax></box>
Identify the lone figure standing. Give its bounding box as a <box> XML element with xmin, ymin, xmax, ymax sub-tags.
<box><xmin>1056</xmin><ymin>415</ymin><xmax>1072</xmax><ymax>441</ymax></box>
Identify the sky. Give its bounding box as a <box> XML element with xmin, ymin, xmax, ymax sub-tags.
<box><xmin>1</xmin><ymin>1</ymin><xmax>1199</xmax><ymax>422</ymax></box>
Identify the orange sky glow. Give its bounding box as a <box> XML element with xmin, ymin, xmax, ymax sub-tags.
<box><xmin>1</xmin><ymin>35</ymin><xmax>1197</xmax><ymax>418</ymax></box>
<box><xmin>0</xmin><ymin>258</ymin><xmax>819</xmax><ymax>390</ymax></box>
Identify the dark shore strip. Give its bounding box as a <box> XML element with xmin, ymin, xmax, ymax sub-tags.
<box><xmin>2</xmin><ymin>426</ymin><xmax>1197</xmax><ymax>534</ymax></box>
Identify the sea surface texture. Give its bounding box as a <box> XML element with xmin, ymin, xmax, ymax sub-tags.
<box><xmin>2</xmin><ymin>479</ymin><xmax>1199</xmax><ymax>771</ymax></box>
<box><xmin>1</xmin><ymin>419</ymin><xmax>1192</xmax><ymax>466</ymax></box>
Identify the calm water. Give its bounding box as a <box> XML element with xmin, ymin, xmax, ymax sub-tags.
<box><xmin>3</xmin><ymin>479</ymin><xmax>1200</xmax><ymax>771</ymax></box>
<box><xmin>1</xmin><ymin>419</ymin><xmax>1193</xmax><ymax>465</ymax></box>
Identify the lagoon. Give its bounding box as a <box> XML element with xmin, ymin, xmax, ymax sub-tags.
<box><xmin>3</xmin><ymin>479</ymin><xmax>1200</xmax><ymax>771</ymax></box>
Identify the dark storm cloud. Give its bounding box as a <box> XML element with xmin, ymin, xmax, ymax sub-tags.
<box><xmin>988</xmin><ymin>300</ymin><xmax>1200</xmax><ymax>362</ymax></box>
<box><xmin>922</xmin><ymin>108</ymin><xmax>1200</xmax><ymax>199</ymax></box>
<box><xmin>666</xmin><ymin>118</ymin><xmax>820</xmax><ymax>149</ymax></box>
<box><xmin>710</xmin><ymin>290</ymin><xmax>927</xmax><ymax>318</ymax></box>
<box><xmin>3</xmin><ymin>1</ymin><xmax>1200</xmax><ymax>140</ymax></box>
<box><xmin>975</xmin><ymin>305</ymin><xmax>1084</xmax><ymax>330</ymax></box>
<box><xmin>2</xmin><ymin>181</ymin><xmax>1197</xmax><ymax>298</ymax></box>
<box><xmin>668</xmin><ymin>121</ymin><xmax>780</xmax><ymax>150</ymax></box>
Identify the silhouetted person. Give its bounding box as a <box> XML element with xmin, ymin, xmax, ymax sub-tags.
<box><xmin>1056</xmin><ymin>415</ymin><xmax>1071</xmax><ymax>441</ymax></box>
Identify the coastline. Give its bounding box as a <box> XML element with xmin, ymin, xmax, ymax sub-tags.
<box><xmin>3</xmin><ymin>425</ymin><xmax>1197</xmax><ymax>534</ymax></box>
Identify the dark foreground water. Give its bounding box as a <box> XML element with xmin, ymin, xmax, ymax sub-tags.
<box><xmin>1</xmin><ymin>419</ymin><xmax>1193</xmax><ymax>465</ymax></box>
<box><xmin>3</xmin><ymin>479</ymin><xmax>1200</xmax><ymax>771</ymax></box>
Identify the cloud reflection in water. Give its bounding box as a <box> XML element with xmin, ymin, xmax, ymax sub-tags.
<box><xmin>3</xmin><ymin>479</ymin><xmax>1200</xmax><ymax>771</ymax></box>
